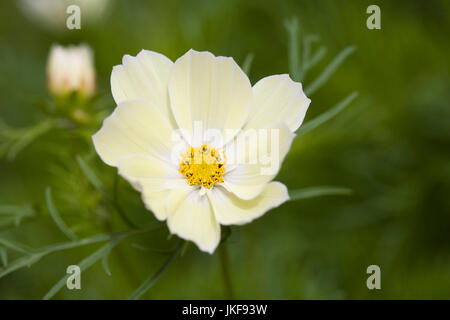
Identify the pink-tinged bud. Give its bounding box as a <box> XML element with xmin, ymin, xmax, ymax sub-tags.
<box><xmin>46</xmin><ymin>44</ymin><xmax>96</xmax><ymax>98</ymax></box>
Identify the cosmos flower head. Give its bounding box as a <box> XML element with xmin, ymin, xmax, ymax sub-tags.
<box><xmin>93</xmin><ymin>49</ymin><xmax>310</xmax><ymax>253</ymax></box>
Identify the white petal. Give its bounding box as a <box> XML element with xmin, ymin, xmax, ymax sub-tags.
<box><xmin>223</xmin><ymin>123</ymin><xmax>295</xmax><ymax>200</ymax></box>
<box><xmin>117</xmin><ymin>155</ymin><xmax>190</xmax><ymax>221</ymax></box>
<box><xmin>117</xmin><ymin>155</ymin><xmax>183</xmax><ymax>192</ymax></box>
<box><xmin>168</xmin><ymin>49</ymin><xmax>252</xmax><ymax>147</ymax></box>
<box><xmin>92</xmin><ymin>99</ymin><xmax>176</xmax><ymax>167</ymax></box>
<box><xmin>244</xmin><ymin>74</ymin><xmax>310</xmax><ymax>132</ymax></box>
<box><xmin>209</xmin><ymin>182</ymin><xmax>289</xmax><ymax>225</ymax></box>
<box><xmin>111</xmin><ymin>50</ymin><xmax>175</xmax><ymax>124</ymax></box>
<box><xmin>140</xmin><ymin>185</ymin><xmax>197</xmax><ymax>221</ymax></box>
<box><xmin>166</xmin><ymin>186</ymin><xmax>194</xmax><ymax>215</ymax></box>
<box><xmin>167</xmin><ymin>190</ymin><xmax>220</xmax><ymax>254</ymax></box>
<box><xmin>140</xmin><ymin>189</ymin><xmax>171</xmax><ymax>221</ymax></box>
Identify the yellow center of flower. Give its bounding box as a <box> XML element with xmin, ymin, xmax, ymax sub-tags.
<box><xmin>179</xmin><ymin>144</ymin><xmax>226</xmax><ymax>189</ymax></box>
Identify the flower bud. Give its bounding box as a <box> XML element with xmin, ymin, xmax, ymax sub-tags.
<box><xmin>46</xmin><ymin>44</ymin><xmax>96</xmax><ymax>98</ymax></box>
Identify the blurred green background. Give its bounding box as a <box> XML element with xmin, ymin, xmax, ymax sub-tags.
<box><xmin>0</xmin><ymin>0</ymin><xmax>449</xmax><ymax>299</ymax></box>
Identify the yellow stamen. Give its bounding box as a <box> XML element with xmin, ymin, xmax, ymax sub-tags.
<box><xmin>179</xmin><ymin>144</ymin><xmax>226</xmax><ymax>189</ymax></box>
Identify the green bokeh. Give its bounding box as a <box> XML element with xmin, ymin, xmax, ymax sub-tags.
<box><xmin>0</xmin><ymin>0</ymin><xmax>449</xmax><ymax>299</ymax></box>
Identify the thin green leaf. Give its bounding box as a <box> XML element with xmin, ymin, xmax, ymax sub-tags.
<box><xmin>0</xmin><ymin>252</ymin><xmax>45</xmax><ymax>279</ymax></box>
<box><xmin>304</xmin><ymin>46</ymin><xmax>327</xmax><ymax>75</ymax></box>
<box><xmin>129</xmin><ymin>240</ymin><xmax>184</xmax><ymax>300</ymax></box>
<box><xmin>297</xmin><ymin>91</ymin><xmax>358</xmax><ymax>135</ymax></box>
<box><xmin>131</xmin><ymin>243</ymin><xmax>177</xmax><ymax>255</ymax></box>
<box><xmin>284</xmin><ymin>17</ymin><xmax>301</xmax><ymax>81</ymax></box>
<box><xmin>43</xmin><ymin>238</ymin><xmax>121</xmax><ymax>300</ymax></box>
<box><xmin>299</xmin><ymin>34</ymin><xmax>321</xmax><ymax>80</ymax></box>
<box><xmin>0</xmin><ymin>227</ymin><xmax>160</xmax><ymax>280</ymax></box>
<box><xmin>0</xmin><ymin>204</ymin><xmax>32</xmax><ymax>215</ymax></box>
<box><xmin>101</xmin><ymin>249</ymin><xmax>112</xmax><ymax>276</ymax></box>
<box><xmin>0</xmin><ymin>247</ymin><xmax>7</xmax><ymax>267</ymax></box>
<box><xmin>76</xmin><ymin>155</ymin><xmax>106</xmax><ymax>194</ymax></box>
<box><xmin>305</xmin><ymin>45</ymin><xmax>356</xmax><ymax>95</ymax></box>
<box><xmin>6</xmin><ymin>120</ymin><xmax>54</xmax><ymax>161</ymax></box>
<box><xmin>0</xmin><ymin>204</ymin><xmax>34</xmax><ymax>228</ymax></box>
<box><xmin>45</xmin><ymin>187</ymin><xmax>77</xmax><ymax>241</ymax></box>
<box><xmin>0</xmin><ymin>234</ymin><xmax>110</xmax><ymax>279</ymax></box>
<box><xmin>289</xmin><ymin>186</ymin><xmax>353</xmax><ymax>201</ymax></box>
<box><xmin>181</xmin><ymin>241</ymin><xmax>190</xmax><ymax>257</ymax></box>
<box><xmin>44</xmin><ymin>227</ymin><xmax>159</xmax><ymax>299</ymax></box>
<box><xmin>0</xmin><ymin>238</ymin><xmax>34</xmax><ymax>255</ymax></box>
<box><xmin>301</xmin><ymin>35</ymin><xmax>314</xmax><ymax>69</ymax></box>
<box><xmin>41</xmin><ymin>234</ymin><xmax>112</xmax><ymax>254</ymax></box>
<box><xmin>242</xmin><ymin>53</ymin><xmax>254</xmax><ymax>75</ymax></box>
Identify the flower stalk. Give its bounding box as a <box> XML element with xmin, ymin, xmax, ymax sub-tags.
<box><xmin>219</xmin><ymin>243</ymin><xmax>234</xmax><ymax>299</ymax></box>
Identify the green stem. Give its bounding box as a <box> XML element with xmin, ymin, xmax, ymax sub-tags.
<box><xmin>219</xmin><ymin>243</ymin><xmax>234</xmax><ymax>299</ymax></box>
<box><xmin>129</xmin><ymin>240</ymin><xmax>184</xmax><ymax>300</ymax></box>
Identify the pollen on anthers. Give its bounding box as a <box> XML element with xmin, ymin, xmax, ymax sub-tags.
<box><xmin>179</xmin><ymin>144</ymin><xmax>226</xmax><ymax>189</ymax></box>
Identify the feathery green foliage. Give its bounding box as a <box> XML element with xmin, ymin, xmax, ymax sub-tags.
<box><xmin>0</xmin><ymin>0</ymin><xmax>447</xmax><ymax>299</ymax></box>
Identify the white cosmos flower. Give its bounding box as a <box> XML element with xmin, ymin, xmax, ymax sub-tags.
<box><xmin>92</xmin><ymin>49</ymin><xmax>310</xmax><ymax>253</ymax></box>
